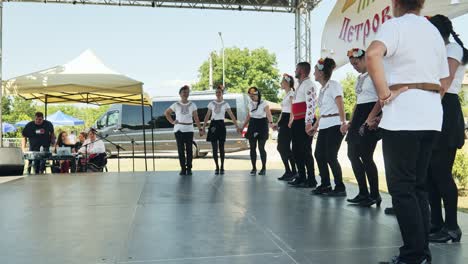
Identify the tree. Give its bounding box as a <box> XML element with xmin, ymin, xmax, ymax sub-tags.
<box><xmin>340</xmin><ymin>73</ymin><xmax>357</xmax><ymax>120</ymax></box>
<box><xmin>193</xmin><ymin>47</ymin><xmax>281</xmax><ymax>102</ymax></box>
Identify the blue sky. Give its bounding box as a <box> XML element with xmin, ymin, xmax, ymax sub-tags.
<box><xmin>3</xmin><ymin>1</ymin><xmax>468</xmax><ymax>98</ymax></box>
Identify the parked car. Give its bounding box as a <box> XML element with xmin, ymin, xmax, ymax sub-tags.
<box><xmin>95</xmin><ymin>91</ymin><xmax>250</xmax><ymax>157</ymax></box>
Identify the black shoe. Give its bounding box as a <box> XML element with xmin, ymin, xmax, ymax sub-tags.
<box><xmin>325</xmin><ymin>187</ymin><xmax>347</xmax><ymax>197</ymax></box>
<box><xmin>258</xmin><ymin>169</ymin><xmax>266</xmax><ymax>175</ymax></box>
<box><xmin>294</xmin><ymin>181</ymin><xmax>317</xmax><ymax>189</ymax></box>
<box><xmin>179</xmin><ymin>170</ymin><xmax>187</xmax><ymax>176</ymax></box>
<box><xmin>347</xmin><ymin>194</ymin><xmax>369</xmax><ymax>204</ymax></box>
<box><xmin>187</xmin><ymin>169</ymin><xmax>193</xmax><ymax>176</ymax></box>
<box><xmin>278</xmin><ymin>172</ymin><xmax>293</xmax><ymax>181</ymax></box>
<box><xmin>288</xmin><ymin>177</ymin><xmax>305</xmax><ymax>186</ymax></box>
<box><xmin>384</xmin><ymin>207</ymin><xmax>395</xmax><ymax>215</ymax></box>
<box><xmin>311</xmin><ymin>185</ymin><xmax>332</xmax><ymax>195</ymax></box>
<box><xmin>429</xmin><ymin>227</ymin><xmax>462</xmax><ymax>243</ymax></box>
<box><xmin>250</xmin><ymin>169</ymin><xmax>257</xmax><ymax>176</ymax></box>
<box><xmin>214</xmin><ymin>169</ymin><xmax>220</xmax><ymax>175</ymax></box>
<box><xmin>359</xmin><ymin>196</ymin><xmax>382</xmax><ymax>207</ymax></box>
<box><xmin>379</xmin><ymin>256</ymin><xmax>430</xmax><ymax>264</ymax></box>
<box><xmin>429</xmin><ymin>224</ymin><xmax>443</xmax><ymax>234</ymax></box>
<box><xmin>220</xmin><ymin>169</ymin><xmax>225</xmax><ymax>175</ymax></box>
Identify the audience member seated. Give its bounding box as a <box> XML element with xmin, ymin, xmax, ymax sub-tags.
<box><xmin>53</xmin><ymin>131</ymin><xmax>76</xmax><ymax>173</ymax></box>
<box><xmin>78</xmin><ymin>128</ymin><xmax>107</xmax><ymax>172</ymax></box>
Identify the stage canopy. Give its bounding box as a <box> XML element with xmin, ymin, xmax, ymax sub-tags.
<box><xmin>3</xmin><ymin>49</ymin><xmax>151</xmax><ymax>106</ymax></box>
<box><xmin>321</xmin><ymin>0</ymin><xmax>468</xmax><ymax>67</ymax></box>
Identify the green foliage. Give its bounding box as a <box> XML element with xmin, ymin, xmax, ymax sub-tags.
<box><xmin>193</xmin><ymin>47</ymin><xmax>281</xmax><ymax>102</ymax></box>
<box><xmin>340</xmin><ymin>73</ymin><xmax>357</xmax><ymax>120</ymax></box>
<box><xmin>453</xmin><ymin>149</ymin><xmax>468</xmax><ymax>191</ymax></box>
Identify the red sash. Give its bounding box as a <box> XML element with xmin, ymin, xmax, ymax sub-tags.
<box><xmin>292</xmin><ymin>102</ymin><xmax>306</xmax><ymax>120</ymax></box>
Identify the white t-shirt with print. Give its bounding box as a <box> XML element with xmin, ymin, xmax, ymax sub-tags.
<box><xmin>281</xmin><ymin>90</ymin><xmax>295</xmax><ymax>113</ymax></box>
<box><xmin>356</xmin><ymin>73</ymin><xmax>378</xmax><ymax>104</ymax></box>
<box><xmin>208</xmin><ymin>101</ymin><xmax>231</xmax><ymax>120</ymax></box>
<box><xmin>169</xmin><ymin>101</ymin><xmax>198</xmax><ymax>133</ymax></box>
<box><xmin>318</xmin><ymin>80</ymin><xmax>343</xmax><ymax>129</ymax></box>
<box><xmin>374</xmin><ymin>14</ymin><xmax>449</xmax><ymax>131</ymax></box>
<box><xmin>446</xmin><ymin>42</ymin><xmax>466</xmax><ymax>95</ymax></box>
<box><xmin>248</xmin><ymin>100</ymin><xmax>268</xmax><ymax>119</ymax></box>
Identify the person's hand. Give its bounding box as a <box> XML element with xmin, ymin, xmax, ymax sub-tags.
<box><xmin>172</xmin><ymin>120</ymin><xmax>179</xmax><ymax>125</ymax></box>
<box><xmin>340</xmin><ymin>122</ymin><xmax>349</xmax><ymax>135</ymax></box>
<box><xmin>271</xmin><ymin>123</ymin><xmax>278</xmax><ymax>131</ymax></box>
<box><xmin>237</xmin><ymin>127</ymin><xmax>243</xmax><ymax>134</ymax></box>
<box><xmin>380</xmin><ymin>87</ymin><xmax>408</xmax><ymax>106</ymax></box>
<box><xmin>306</xmin><ymin>123</ymin><xmax>317</xmax><ymax>136</ymax></box>
<box><xmin>288</xmin><ymin>120</ymin><xmax>293</xmax><ymax>128</ymax></box>
<box><xmin>199</xmin><ymin>129</ymin><xmax>205</xmax><ymax>137</ymax></box>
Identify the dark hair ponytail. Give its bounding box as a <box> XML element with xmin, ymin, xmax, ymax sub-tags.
<box><xmin>248</xmin><ymin>87</ymin><xmax>262</xmax><ymax>112</ymax></box>
<box><xmin>316</xmin><ymin>57</ymin><xmax>336</xmax><ymax>81</ymax></box>
<box><xmin>430</xmin><ymin>14</ymin><xmax>468</xmax><ymax>65</ymax></box>
<box><xmin>282</xmin><ymin>74</ymin><xmax>295</xmax><ymax>91</ymax></box>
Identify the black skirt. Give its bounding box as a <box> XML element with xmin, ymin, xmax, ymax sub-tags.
<box><xmin>277</xmin><ymin>113</ymin><xmax>292</xmax><ymax>142</ymax></box>
<box><xmin>207</xmin><ymin>120</ymin><xmax>227</xmax><ymax>142</ymax></box>
<box><xmin>346</xmin><ymin>101</ymin><xmax>381</xmax><ymax>144</ymax></box>
<box><xmin>245</xmin><ymin>118</ymin><xmax>269</xmax><ymax>140</ymax></box>
<box><xmin>435</xmin><ymin>93</ymin><xmax>465</xmax><ymax>149</ymax></box>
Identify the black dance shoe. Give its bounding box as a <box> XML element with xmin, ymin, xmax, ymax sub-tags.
<box><xmin>311</xmin><ymin>185</ymin><xmax>332</xmax><ymax>195</ymax></box>
<box><xmin>359</xmin><ymin>196</ymin><xmax>382</xmax><ymax>207</ymax></box>
<box><xmin>379</xmin><ymin>256</ymin><xmax>430</xmax><ymax>264</ymax></box>
<box><xmin>384</xmin><ymin>207</ymin><xmax>395</xmax><ymax>215</ymax></box>
<box><xmin>278</xmin><ymin>173</ymin><xmax>293</xmax><ymax>181</ymax></box>
<box><xmin>429</xmin><ymin>224</ymin><xmax>443</xmax><ymax>234</ymax></box>
<box><xmin>250</xmin><ymin>169</ymin><xmax>257</xmax><ymax>176</ymax></box>
<box><xmin>220</xmin><ymin>169</ymin><xmax>225</xmax><ymax>175</ymax></box>
<box><xmin>187</xmin><ymin>169</ymin><xmax>193</xmax><ymax>176</ymax></box>
<box><xmin>429</xmin><ymin>227</ymin><xmax>462</xmax><ymax>243</ymax></box>
<box><xmin>258</xmin><ymin>169</ymin><xmax>266</xmax><ymax>175</ymax></box>
<box><xmin>347</xmin><ymin>194</ymin><xmax>369</xmax><ymax>204</ymax></box>
<box><xmin>179</xmin><ymin>170</ymin><xmax>187</xmax><ymax>176</ymax></box>
<box><xmin>288</xmin><ymin>177</ymin><xmax>304</xmax><ymax>186</ymax></box>
<box><xmin>293</xmin><ymin>181</ymin><xmax>316</xmax><ymax>188</ymax></box>
<box><xmin>214</xmin><ymin>169</ymin><xmax>220</xmax><ymax>175</ymax></box>
<box><xmin>324</xmin><ymin>187</ymin><xmax>347</xmax><ymax>197</ymax></box>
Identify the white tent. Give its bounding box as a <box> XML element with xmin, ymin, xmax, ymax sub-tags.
<box><xmin>321</xmin><ymin>0</ymin><xmax>468</xmax><ymax>67</ymax></box>
<box><xmin>3</xmin><ymin>49</ymin><xmax>150</xmax><ymax>105</ymax></box>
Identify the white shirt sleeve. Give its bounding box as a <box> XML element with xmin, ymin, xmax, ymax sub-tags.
<box><xmin>374</xmin><ymin>20</ymin><xmax>399</xmax><ymax>57</ymax></box>
<box><xmin>169</xmin><ymin>103</ymin><xmax>177</xmax><ymax>112</ymax></box>
<box><xmin>94</xmin><ymin>140</ymin><xmax>106</xmax><ymax>154</ymax></box>
<box><xmin>439</xmin><ymin>43</ymin><xmax>450</xmax><ymax>79</ymax></box>
<box><xmin>191</xmin><ymin>102</ymin><xmax>198</xmax><ymax>112</ymax></box>
<box><xmin>207</xmin><ymin>102</ymin><xmax>214</xmax><ymax>111</ymax></box>
<box><xmin>225</xmin><ymin>102</ymin><xmax>231</xmax><ymax>109</ymax></box>
<box><xmin>305</xmin><ymin>82</ymin><xmax>317</xmax><ymax>124</ymax></box>
<box><xmin>330</xmin><ymin>82</ymin><xmax>344</xmax><ymax>99</ymax></box>
<box><xmin>447</xmin><ymin>43</ymin><xmax>463</xmax><ymax>63</ymax></box>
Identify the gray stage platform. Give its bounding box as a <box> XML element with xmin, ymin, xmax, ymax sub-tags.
<box><xmin>0</xmin><ymin>171</ymin><xmax>466</xmax><ymax>264</ymax></box>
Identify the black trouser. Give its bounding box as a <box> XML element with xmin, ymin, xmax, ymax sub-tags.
<box><xmin>175</xmin><ymin>131</ymin><xmax>194</xmax><ymax>171</ymax></box>
<box><xmin>277</xmin><ymin>113</ymin><xmax>296</xmax><ymax>175</ymax></box>
<box><xmin>249</xmin><ymin>138</ymin><xmax>267</xmax><ymax>170</ymax></box>
<box><xmin>347</xmin><ymin>140</ymin><xmax>379</xmax><ymax>198</ymax></box>
<box><xmin>382</xmin><ymin>130</ymin><xmax>437</xmax><ymax>263</ymax></box>
<box><xmin>291</xmin><ymin>118</ymin><xmax>316</xmax><ymax>184</ymax></box>
<box><xmin>427</xmin><ymin>147</ymin><xmax>459</xmax><ymax>230</ymax></box>
<box><xmin>315</xmin><ymin>125</ymin><xmax>344</xmax><ymax>188</ymax></box>
<box><xmin>30</xmin><ymin>146</ymin><xmax>49</xmax><ymax>174</ymax></box>
<box><xmin>211</xmin><ymin>140</ymin><xmax>225</xmax><ymax>170</ymax></box>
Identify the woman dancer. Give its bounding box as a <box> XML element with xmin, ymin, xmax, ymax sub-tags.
<box><xmin>276</xmin><ymin>74</ymin><xmax>298</xmax><ymax>181</ymax></box>
<box><xmin>367</xmin><ymin>0</ymin><xmax>449</xmax><ymax>262</ymax></box>
<box><xmin>426</xmin><ymin>14</ymin><xmax>466</xmax><ymax>243</ymax></box>
<box><xmin>241</xmin><ymin>87</ymin><xmax>273</xmax><ymax>176</ymax></box>
<box><xmin>344</xmin><ymin>48</ymin><xmax>382</xmax><ymax>207</ymax></box>
<box><xmin>203</xmin><ymin>85</ymin><xmax>240</xmax><ymax>175</ymax></box>
<box><xmin>310</xmin><ymin>58</ymin><xmax>347</xmax><ymax>197</ymax></box>
<box><xmin>165</xmin><ymin>85</ymin><xmax>204</xmax><ymax>176</ymax></box>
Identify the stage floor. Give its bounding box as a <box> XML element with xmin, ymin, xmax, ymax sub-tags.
<box><xmin>0</xmin><ymin>171</ymin><xmax>466</xmax><ymax>264</ymax></box>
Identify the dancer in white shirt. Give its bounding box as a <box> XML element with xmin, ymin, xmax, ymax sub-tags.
<box><xmin>203</xmin><ymin>85</ymin><xmax>240</xmax><ymax>175</ymax></box>
<box><xmin>367</xmin><ymin>0</ymin><xmax>449</xmax><ymax>262</ymax></box>
<box><xmin>165</xmin><ymin>85</ymin><xmax>204</xmax><ymax>176</ymax></box>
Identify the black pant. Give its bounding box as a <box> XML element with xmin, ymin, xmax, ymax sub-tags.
<box><xmin>427</xmin><ymin>147</ymin><xmax>459</xmax><ymax>230</ymax></box>
<box><xmin>291</xmin><ymin>119</ymin><xmax>316</xmax><ymax>184</ymax></box>
<box><xmin>249</xmin><ymin>137</ymin><xmax>267</xmax><ymax>170</ymax></box>
<box><xmin>347</xmin><ymin>140</ymin><xmax>379</xmax><ymax>198</ymax></box>
<box><xmin>382</xmin><ymin>130</ymin><xmax>437</xmax><ymax>263</ymax></box>
<box><xmin>211</xmin><ymin>140</ymin><xmax>225</xmax><ymax>170</ymax></box>
<box><xmin>277</xmin><ymin>114</ymin><xmax>296</xmax><ymax>175</ymax></box>
<box><xmin>175</xmin><ymin>131</ymin><xmax>194</xmax><ymax>171</ymax></box>
<box><xmin>30</xmin><ymin>146</ymin><xmax>49</xmax><ymax>174</ymax></box>
<box><xmin>315</xmin><ymin>125</ymin><xmax>344</xmax><ymax>188</ymax></box>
